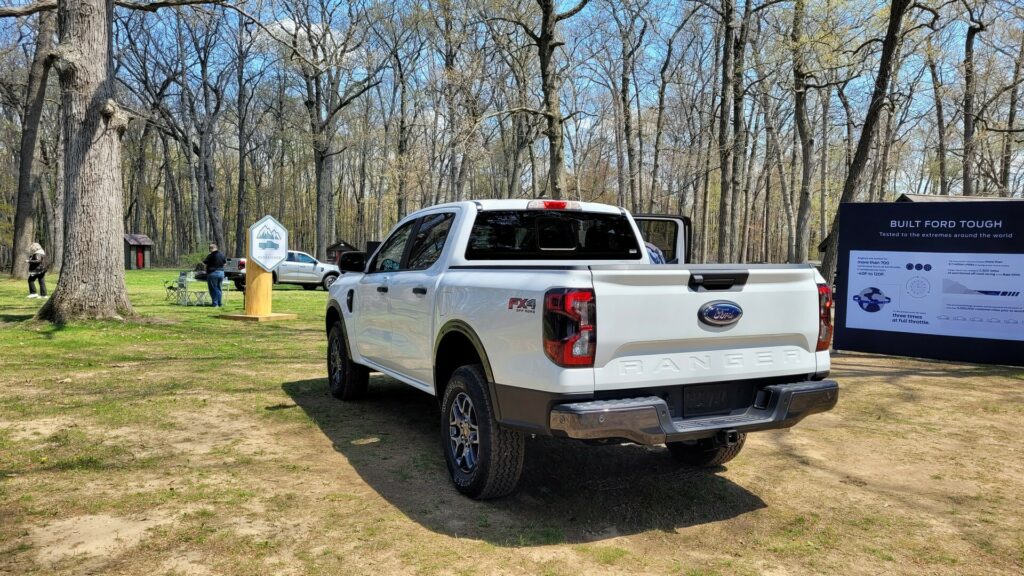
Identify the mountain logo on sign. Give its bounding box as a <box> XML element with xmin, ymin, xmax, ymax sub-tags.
<box><xmin>257</xmin><ymin>225</ymin><xmax>281</xmax><ymax>250</ymax></box>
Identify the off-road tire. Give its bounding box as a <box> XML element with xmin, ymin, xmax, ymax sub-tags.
<box><xmin>327</xmin><ymin>322</ymin><xmax>368</xmax><ymax>400</ymax></box>
<box><xmin>667</xmin><ymin>433</ymin><xmax>746</xmax><ymax>467</ymax></box>
<box><xmin>441</xmin><ymin>364</ymin><xmax>524</xmax><ymax>499</ymax></box>
<box><xmin>322</xmin><ymin>274</ymin><xmax>338</xmax><ymax>291</ymax></box>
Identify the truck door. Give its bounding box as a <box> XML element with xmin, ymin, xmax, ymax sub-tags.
<box><xmin>293</xmin><ymin>252</ymin><xmax>319</xmax><ymax>282</ymax></box>
<box><xmin>355</xmin><ymin>220</ymin><xmax>416</xmax><ymax>366</ymax></box>
<box><xmin>387</xmin><ymin>211</ymin><xmax>457</xmax><ymax>387</ymax></box>
<box><xmin>277</xmin><ymin>252</ymin><xmax>298</xmax><ymax>282</ymax></box>
<box><xmin>633</xmin><ymin>215</ymin><xmax>691</xmax><ymax>264</ymax></box>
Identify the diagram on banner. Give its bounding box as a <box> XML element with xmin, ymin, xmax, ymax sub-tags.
<box><xmin>846</xmin><ymin>250</ymin><xmax>1024</xmax><ymax>341</ymax></box>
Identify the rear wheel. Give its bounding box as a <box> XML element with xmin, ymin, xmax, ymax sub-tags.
<box><xmin>667</xmin><ymin>433</ymin><xmax>746</xmax><ymax>467</ymax></box>
<box><xmin>441</xmin><ymin>365</ymin><xmax>524</xmax><ymax>499</ymax></box>
<box><xmin>327</xmin><ymin>322</ymin><xmax>368</xmax><ymax>400</ymax></box>
<box><xmin>233</xmin><ymin>279</ymin><xmax>245</xmax><ymax>291</ymax></box>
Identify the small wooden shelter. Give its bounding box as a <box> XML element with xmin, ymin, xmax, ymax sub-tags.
<box><xmin>325</xmin><ymin>239</ymin><xmax>358</xmax><ymax>265</ymax></box>
<box><xmin>124</xmin><ymin>233</ymin><xmax>154</xmax><ymax>270</ymax></box>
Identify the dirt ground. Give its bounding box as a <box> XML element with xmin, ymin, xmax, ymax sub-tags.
<box><xmin>1</xmin><ymin>276</ymin><xmax>1022</xmax><ymax>575</ymax></box>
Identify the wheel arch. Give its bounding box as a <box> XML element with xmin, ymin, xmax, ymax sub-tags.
<box><xmin>434</xmin><ymin>320</ymin><xmax>495</xmax><ymax>405</ymax></box>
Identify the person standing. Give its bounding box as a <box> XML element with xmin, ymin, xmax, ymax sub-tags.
<box><xmin>26</xmin><ymin>242</ymin><xmax>49</xmax><ymax>298</ymax></box>
<box><xmin>203</xmin><ymin>243</ymin><xmax>226</xmax><ymax>307</ymax></box>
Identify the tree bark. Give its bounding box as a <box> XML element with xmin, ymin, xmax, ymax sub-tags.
<box><xmin>727</xmin><ymin>0</ymin><xmax>751</xmax><ymax>261</ymax></box>
<box><xmin>792</xmin><ymin>0</ymin><xmax>814</xmax><ymax>263</ymax></box>
<box><xmin>819</xmin><ymin>86</ymin><xmax>830</xmax><ymax>245</ymax></box>
<box><xmin>39</xmin><ymin>0</ymin><xmax>134</xmax><ymax>322</ymax></box>
<box><xmin>820</xmin><ymin>0</ymin><xmax>911</xmax><ymax>283</ymax></box>
<box><xmin>999</xmin><ymin>35</ymin><xmax>1023</xmax><ymax>197</ymax></box>
<box><xmin>926</xmin><ymin>49</ymin><xmax>950</xmax><ymax>196</ymax></box>
<box><xmin>962</xmin><ymin>19</ymin><xmax>984</xmax><ymax>196</ymax></box>
<box><xmin>715</xmin><ymin>0</ymin><xmax>734</xmax><ymax>262</ymax></box>
<box><xmin>11</xmin><ymin>11</ymin><xmax>56</xmax><ymax>279</ymax></box>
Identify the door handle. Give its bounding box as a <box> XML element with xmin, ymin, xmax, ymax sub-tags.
<box><xmin>377</xmin><ymin>286</ymin><xmax>389</xmax><ymax>293</ymax></box>
<box><xmin>412</xmin><ymin>287</ymin><xmax>427</xmax><ymax>295</ymax></box>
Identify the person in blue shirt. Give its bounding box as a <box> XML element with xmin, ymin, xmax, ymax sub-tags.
<box><xmin>645</xmin><ymin>241</ymin><xmax>666</xmax><ymax>264</ymax></box>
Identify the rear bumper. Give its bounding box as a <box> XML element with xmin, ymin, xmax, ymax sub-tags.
<box><xmin>548</xmin><ymin>380</ymin><xmax>838</xmax><ymax>445</ymax></box>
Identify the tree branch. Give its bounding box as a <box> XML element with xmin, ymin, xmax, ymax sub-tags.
<box><xmin>0</xmin><ymin>0</ymin><xmax>220</xmax><ymax>18</ymax></box>
<box><xmin>557</xmin><ymin>0</ymin><xmax>592</xmax><ymax>22</ymax></box>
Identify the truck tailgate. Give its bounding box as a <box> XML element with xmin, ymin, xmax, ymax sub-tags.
<box><xmin>590</xmin><ymin>265</ymin><xmax>823</xmax><ymax>391</ymax></box>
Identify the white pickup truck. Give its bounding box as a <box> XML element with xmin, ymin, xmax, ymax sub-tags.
<box><xmin>226</xmin><ymin>251</ymin><xmax>340</xmax><ymax>291</ymax></box>
<box><xmin>325</xmin><ymin>200</ymin><xmax>838</xmax><ymax>499</ymax></box>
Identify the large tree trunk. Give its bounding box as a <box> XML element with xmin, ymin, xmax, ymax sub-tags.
<box><xmin>715</xmin><ymin>0</ymin><xmax>735</xmax><ymax>263</ymax></box>
<box><xmin>11</xmin><ymin>11</ymin><xmax>56</xmax><ymax>279</ymax></box>
<box><xmin>819</xmin><ymin>0</ymin><xmax>911</xmax><ymax>283</ymax></box>
<box><xmin>234</xmin><ymin>34</ymin><xmax>249</xmax><ymax>257</ymax></box>
<box><xmin>46</xmin><ymin>131</ymin><xmax>65</xmax><ymax>273</ymax></box>
<box><xmin>999</xmin><ymin>35</ymin><xmax>1023</xmax><ymax>197</ymax></box>
<box><xmin>926</xmin><ymin>50</ymin><xmax>950</xmax><ymax>196</ymax></box>
<box><xmin>395</xmin><ymin>58</ymin><xmax>411</xmax><ymax>218</ymax></box>
<box><xmin>962</xmin><ymin>20</ymin><xmax>983</xmax><ymax>197</ymax></box>
<box><xmin>199</xmin><ymin>133</ymin><xmax>224</xmax><ymax>249</ymax></box>
<box><xmin>39</xmin><ymin>0</ymin><xmax>134</xmax><ymax>322</ymax></box>
<box><xmin>727</xmin><ymin>0</ymin><xmax>751</xmax><ymax>262</ymax></box>
<box><xmin>819</xmin><ymin>86</ymin><xmax>830</xmax><ymax>245</ymax></box>
<box><xmin>314</xmin><ymin>144</ymin><xmax>333</xmax><ymax>259</ymax></box>
<box><xmin>538</xmin><ymin>4</ymin><xmax>565</xmax><ymax>199</ymax></box>
<box><xmin>620</xmin><ymin>43</ymin><xmax>639</xmax><ymax>212</ymax></box>
<box><xmin>792</xmin><ymin>0</ymin><xmax>814</xmax><ymax>263</ymax></box>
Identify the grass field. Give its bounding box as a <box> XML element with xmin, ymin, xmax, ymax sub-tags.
<box><xmin>1</xmin><ymin>270</ymin><xmax>1022</xmax><ymax>575</ymax></box>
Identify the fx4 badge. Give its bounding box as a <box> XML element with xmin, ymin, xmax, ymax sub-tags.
<box><xmin>508</xmin><ymin>298</ymin><xmax>537</xmax><ymax>313</ymax></box>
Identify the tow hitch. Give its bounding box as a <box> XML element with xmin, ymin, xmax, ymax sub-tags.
<box><xmin>717</xmin><ymin>429</ymin><xmax>741</xmax><ymax>446</ymax></box>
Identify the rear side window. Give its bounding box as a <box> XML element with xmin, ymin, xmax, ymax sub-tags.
<box><xmin>407</xmin><ymin>212</ymin><xmax>455</xmax><ymax>270</ymax></box>
<box><xmin>465</xmin><ymin>210</ymin><xmax>642</xmax><ymax>260</ymax></box>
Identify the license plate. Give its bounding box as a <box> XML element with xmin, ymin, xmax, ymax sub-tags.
<box><xmin>683</xmin><ymin>384</ymin><xmax>734</xmax><ymax>417</ymax></box>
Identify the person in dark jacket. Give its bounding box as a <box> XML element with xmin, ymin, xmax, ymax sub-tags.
<box><xmin>203</xmin><ymin>243</ymin><xmax>226</xmax><ymax>307</ymax></box>
<box><xmin>26</xmin><ymin>243</ymin><xmax>49</xmax><ymax>299</ymax></box>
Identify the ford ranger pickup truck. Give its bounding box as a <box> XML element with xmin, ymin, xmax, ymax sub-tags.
<box><xmin>325</xmin><ymin>200</ymin><xmax>838</xmax><ymax>499</ymax></box>
<box><xmin>227</xmin><ymin>251</ymin><xmax>340</xmax><ymax>291</ymax></box>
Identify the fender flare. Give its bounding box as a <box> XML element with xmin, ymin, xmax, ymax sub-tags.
<box><xmin>325</xmin><ymin>300</ymin><xmax>354</xmax><ymax>358</ymax></box>
<box><xmin>434</xmin><ymin>319</ymin><xmax>495</xmax><ymax>384</ymax></box>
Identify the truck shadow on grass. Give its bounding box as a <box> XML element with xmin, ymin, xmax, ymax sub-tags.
<box><xmin>282</xmin><ymin>375</ymin><xmax>766</xmax><ymax>546</ymax></box>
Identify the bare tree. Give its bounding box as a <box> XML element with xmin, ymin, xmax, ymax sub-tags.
<box><xmin>10</xmin><ymin>11</ymin><xmax>55</xmax><ymax>279</ymax></box>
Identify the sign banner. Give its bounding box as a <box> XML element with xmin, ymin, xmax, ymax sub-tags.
<box><xmin>834</xmin><ymin>201</ymin><xmax>1023</xmax><ymax>366</ymax></box>
<box><xmin>248</xmin><ymin>215</ymin><xmax>288</xmax><ymax>272</ymax></box>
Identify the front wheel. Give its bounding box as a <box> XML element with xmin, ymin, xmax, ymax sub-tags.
<box><xmin>666</xmin><ymin>433</ymin><xmax>746</xmax><ymax>467</ymax></box>
<box><xmin>322</xmin><ymin>274</ymin><xmax>338</xmax><ymax>290</ymax></box>
<box><xmin>327</xmin><ymin>322</ymin><xmax>368</xmax><ymax>400</ymax></box>
<box><xmin>441</xmin><ymin>365</ymin><xmax>524</xmax><ymax>499</ymax></box>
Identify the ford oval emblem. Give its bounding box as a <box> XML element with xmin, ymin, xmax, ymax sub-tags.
<box><xmin>698</xmin><ymin>301</ymin><xmax>743</xmax><ymax>327</ymax></box>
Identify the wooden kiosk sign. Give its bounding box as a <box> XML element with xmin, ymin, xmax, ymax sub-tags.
<box><xmin>221</xmin><ymin>215</ymin><xmax>297</xmax><ymax>322</ymax></box>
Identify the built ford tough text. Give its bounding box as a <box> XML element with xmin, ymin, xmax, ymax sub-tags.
<box><xmin>325</xmin><ymin>200</ymin><xmax>838</xmax><ymax>499</ymax></box>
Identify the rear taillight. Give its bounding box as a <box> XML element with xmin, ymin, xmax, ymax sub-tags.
<box><xmin>543</xmin><ymin>288</ymin><xmax>596</xmax><ymax>367</ymax></box>
<box><xmin>817</xmin><ymin>283</ymin><xmax>833</xmax><ymax>351</ymax></box>
<box><xmin>238</xmin><ymin>260</ymin><xmax>245</xmax><ymax>270</ymax></box>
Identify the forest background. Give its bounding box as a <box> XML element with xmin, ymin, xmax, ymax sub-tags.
<box><xmin>0</xmin><ymin>0</ymin><xmax>1021</xmax><ymax>278</ymax></box>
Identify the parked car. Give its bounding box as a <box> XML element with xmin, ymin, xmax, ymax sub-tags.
<box><xmin>227</xmin><ymin>250</ymin><xmax>341</xmax><ymax>291</ymax></box>
<box><xmin>324</xmin><ymin>199</ymin><xmax>838</xmax><ymax>499</ymax></box>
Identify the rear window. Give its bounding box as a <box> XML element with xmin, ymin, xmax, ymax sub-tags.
<box><xmin>465</xmin><ymin>210</ymin><xmax>642</xmax><ymax>260</ymax></box>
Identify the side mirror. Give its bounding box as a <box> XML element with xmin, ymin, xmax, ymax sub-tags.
<box><xmin>338</xmin><ymin>251</ymin><xmax>366</xmax><ymax>273</ymax></box>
